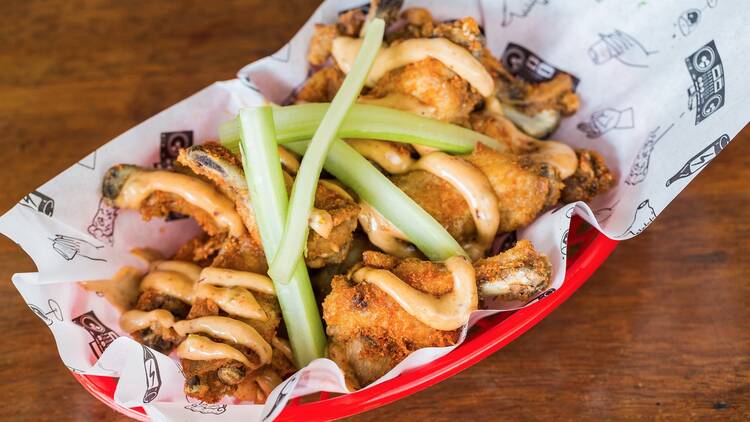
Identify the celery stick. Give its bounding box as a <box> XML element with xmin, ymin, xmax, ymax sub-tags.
<box><xmin>268</xmin><ymin>19</ymin><xmax>386</xmax><ymax>283</ymax></box>
<box><xmin>219</xmin><ymin>103</ymin><xmax>504</xmax><ymax>154</ymax></box>
<box><xmin>285</xmin><ymin>139</ymin><xmax>467</xmax><ymax>261</ymax></box>
<box><xmin>238</xmin><ymin>106</ymin><xmax>326</xmax><ymax>367</ymax></box>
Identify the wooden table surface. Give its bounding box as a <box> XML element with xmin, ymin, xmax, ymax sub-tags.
<box><xmin>1</xmin><ymin>1</ymin><xmax>748</xmax><ymax>421</ymax></box>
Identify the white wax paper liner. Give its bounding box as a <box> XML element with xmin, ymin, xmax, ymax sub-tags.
<box><xmin>2</xmin><ymin>0</ymin><xmax>749</xmax><ymax>420</ymax></box>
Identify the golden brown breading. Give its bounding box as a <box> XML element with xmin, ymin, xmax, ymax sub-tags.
<box><xmin>131</xmin><ymin>325</ymin><xmax>183</xmax><ymax>354</ymax></box>
<box><xmin>474</xmin><ymin>239</ymin><xmax>552</xmax><ymax>302</ymax></box>
<box><xmin>323</xmin><ymin>257</ymin><xmax>461</xmax><ymax>388</ymax></box>
<box><xmin>391</xmin><ymin>170</ymin><xmax>475</xmax><ymax>243</ymax></box>
<box><xmin>172</xmin><ymin>233</ymin><xmax>224</xmax><ymax>266</ymax></box>
<box><xmin>305</xmin><ymin>181</ymin><xmax>362</xmax><ymax>268</ymax></box>
<box><xmin>561</xmin><ymin>149</ymin><xmax>615</xmax><ymax>203</ymax></box>
<box><xmin>308</xmin><ymin>24</ymin><xmax>338</xmax><ymax>67</ymax></box>
<box><xmin>179</xmin><ymin>144</ymin><xmax>360</xmax><ymax>269</ymax></box>
<box><xmin>366</xmin><ymin>58</ymin><xmax>482</xmax><ymax>124</ymax></box>
<box><xmin>182</xmin><ymin>341</ymin><xmax>261</xmax><ymax>404</ymax></box>
<box><xmin>186</xmin><ymin>294</ymin><xmax>280</xmax><ymax>343</ymax></box>
<box><xmin>464</xmin><ymin>144</ymin><xmax>562</xmax><ymax>232</ymax></box>
<box><xmin>295</xmin><ymin>66</ymin><xmax>345</xmax><ymax>103</ymax></box>
<box><xmin>135</xmin><ymin>289</ymin><xmax>191</xmax><ymax>319</ymax></box>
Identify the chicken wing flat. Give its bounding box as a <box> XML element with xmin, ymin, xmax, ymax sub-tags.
<box><xmin>324</xmin><ymin>238</ymin><xmax>551</xmax><ymax>389</ymax></box>
<box><xmin>475</xmin><ymin>239</ymin><xmax>552</xmax><ymax>302</ymax></box>
<box><xmin>178</xmin><ymin>143</ymin><xmax>360</xmax><ymax>269</ymax></box>
<box><xmin>560</xmin><ymin>149</ymin><xmax>616</xmax><ymax>203</ymax></box>
<box><xmin>366</xmin><ymin>57</ymin><xmax>482</xmax><ymax>124</ymax></box>
<box><xmin>323</xmin><ymin>251</ymin><xmax>461</xmax><ymax>388</ymax></box>
<box><xmin>392</xmin><ymin>143</ymin><xmax>561</xmax><ymax>244</ymax></box>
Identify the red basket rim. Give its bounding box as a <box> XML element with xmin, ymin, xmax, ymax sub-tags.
<box><xmin>71</xmin><ymin>221</ymin><xmax>618</xmax><ymax>421</ymax></box>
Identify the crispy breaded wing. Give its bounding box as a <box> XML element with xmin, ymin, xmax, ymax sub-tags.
<box><xmin>323</xmin><ymin>251</ymin><xmax>461</xmax><ymax>388</ymax></box>
<box><xmin>178</xmin><ymin>143</ymin><xmax>360</xmax><ymax>269</ymax></box>
<box><xmin>560</xmin><ymin>149</ymin><xmax>616</xmax><ymax>203</ymax></box>
<box><xmin>475</xmin><ymin>239</ymin><xmax>552</xmax><ymax>302</ymax></box>
<box><xmin>366</xmin><ymin>58</ymin><xmax>482</xmax><ymax>124</ymax></box>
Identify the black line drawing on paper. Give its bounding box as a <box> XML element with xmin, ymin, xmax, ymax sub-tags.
<box><xmin>685</xmin><ymin>40</ymin><xmax>725</xmax><ymax>125</ymax></box>
<box><xmin>594</xmin><ymin>199</ymin><xmax>620</xmax><ymax>223</ymax></box>
<box><xmin>72</xmin><ymin>310</ymin><xmax>119</xmax><ymax>358</ymax></box>
<box><xmin>50</xmin><ymin>234</ymin><xmax>107</xmax><ymax>262</ymax></box>
<box><xmin>501</xmin><ymin>0</ymin><xmax>549</xmax><ymax>27</ymax></box>
<box><xmin>87</xmin><ymin>198</ymin><xmax>118</xmax><ymax>246</ymax></box>
<box><xmin>19</xmin><ymin>190</ymin><xmax>55</xmax><ymax>217</ymax></box>
<box><xmin>28</xmin><ymin>299</ymin><xmax>63</xmax><ymax>326</ymax></box>
<box><xmin>560</xmin><ymin>229</ymin><xmax>569</xmax><ymax>258</ymax></box>
<box><xmin>588</xmin><ymin>30</ymin><xmax>657</xmax><ymax>68</ymax></box>
<box><xmin>65</xmin><ymin>365</ymin><xmax>85</xmax><ymax>373</ymax></box>
<box><xmin>77</xmin><ymin>150</ymin><xmax>97</xmax><ymax>170</ymax></box>
<box><xmin>666</xmin><ymin>134</ymin><xmax>730</xmax><ymax>187</ymax></box>
<box><xmin>577</xmin><ymin>107</ymin><xmax>635</xmax><ymax>139</ymax></box>
<box><xmin>154</xmin><ymin>131</ymin><xmax>193</xmax><ymax>170</ymax></box>
<box><xmin>261</xmin><ymin>372</ymin><xmax>300</xmax><ymax>422</ymax></box>
<box><xmin>618</xmin><ymin>199</ymin><xmax>656</xmax><ymax>238</ymax></box>
<box><xmin>501</xmin><ymin>43</ymin><xmax>579</xmax><ymax>87</ymax></box>
<box><xmin>675</xmin><ymin>1</ymin><xmax>719</xmax><ymax>38</ymax></box>
<box><xmin>142</xmin><ymin>346</ymin><xmax>162</xmax><ymax>403</ymax></box>
<box><xmin>677</xmin><ymin>9</ymin><xmax>702</xmax><ymax>36</ymax></box>
<box><xmin>624</xmin><ymin>123</ymin><xmax>674</xmax><ymax>186</ymax></box>
<box><xmin>184</xmin><ymin>395</ymin><xmax>227</xmax><ymax>415</ymax></box>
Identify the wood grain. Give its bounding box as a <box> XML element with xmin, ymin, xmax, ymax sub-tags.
<box><xmin>0</xmin><ymin>1</ymin><xmax>748</xmax><ymax>421</ymax></box>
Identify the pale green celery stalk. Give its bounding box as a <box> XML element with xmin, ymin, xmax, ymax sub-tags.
<box><xmin>219</xmin><ymin>103</ymin><xmax>504</xmax><ymax>154</ymax></box>
<box><xmin>268</xmin><ymin>18</ymin><xmax>386</xmax><ymax>283</ymax></box>
<box><xmin>286</xmin><ymin>139</ymin><xmax>467</xmax><ymax>261</ymax></box>
<box><xmin>238</xmin><ymin>106</ymin><xmax>326</xmax><ymax>367</ymax></box>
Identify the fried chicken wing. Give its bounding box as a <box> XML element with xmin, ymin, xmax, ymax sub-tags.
<box><xmin>475</xmin><ymin>239</ymin><xmax>552</xmax><ymax>302</ymax></box>
<box><xmin>560</xmin><ymin>149</ymin><xmax>616</xmax><ymax>203</ymax></box>
<box><xmin>178</xmin><ymin>144</ymin><xmax>360</xmax><ymax>269</ymax></box>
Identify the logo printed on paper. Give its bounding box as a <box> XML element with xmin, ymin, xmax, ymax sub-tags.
<box><xmin>501</xmin><ymin>43</ymin><xmax>579</xmax><ymax>87</ymax></box>
<box><xmin>72</xmin><ymin>311</ymin><xmax>119</xmax><ymax>358</ymax></box>
<box><xmin>19</xmin><ymin>190</ymin><xmax>55</xmax><ymax>217</ymax></box>
<box><xmin>154</xmin><ymin>131</ymin><xmax>193</xmax><ymax>170</ymax></box>
<box><xmin>143</xmin><ymin>346</ymin><xmax>162</xmax><ymax>403</ymax></box>
<box><xmin>666</xmin><ymin>134</ymin><xmax>730</xmax><ymax>187</ymax></box>
<box><xmin>685</xmin><ymin>40</ymin><xmax>725</xmax><ymax>124</ymax></box>
<box><xmin>155</xmin><ymin>131</ymin><xmax>193</xmax><ymax>220</ymax></box>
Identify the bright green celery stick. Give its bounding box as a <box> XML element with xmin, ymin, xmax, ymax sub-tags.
<box><xmin>238</xmin><ymin>106</ymin><xmax>326</xmax><ymax>367</ymax></box>
<box><xmin>285</xmin><ymin>139</ymin><xmax>467</xmax><ymax>261</ymax></box>
<box><xmin>219</xmin><ymin>103</ymin><xmax>505</xmax><ymax>154</ymax></box>
<box><xmin>268</xmin><ymin>18</ymin><xmax>386</xmax><ymax>283</ymax></box>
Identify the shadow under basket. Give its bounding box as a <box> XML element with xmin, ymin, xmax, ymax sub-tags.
<box><xmin>72</xmin><ymin>216</ymin><xmax>618</xmax><ymax>421</ymax></box>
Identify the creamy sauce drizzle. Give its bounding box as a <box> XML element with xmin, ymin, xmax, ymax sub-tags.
<box><xmin>414</xmin><ymin>152</ymin><xmax>499</xmax><ymax>260</ymax></box>
<box><xmin>115</xmin><ymin>170</ymin><xmax>245</xmax><ymax>237</ymax></box>
<box><xmin>352</xmin><ymin>256</ymin><xmax>478</xmax><ymax>330</ymax></box>
<box><xmin>140</xmin><ymin>270</ymin><xmax>195</xmax><ymax>304</ymax></box>
<box><xmin>358</xmin><ymin>202</ymin><xmax>418</xmax><ymax>258</ymax></box>
<box><xmin>174</xmin><ymin>316</ymin><xmax>272</xmax><ymax>366</ymax></box>
<box><xmin>176</xmin><ymin>334</ymin><xmax>253</xmax><ymax>368</ymax></box>
<box><xmin>358</xmin><ymin>94</ymin><xmax>437</xmax><ymax>118</ymax></box>
<box><xmin>278</xmin><ymin>146</ymin><xmax>300</xmax><ymax>175</ymax></box>
<box><xmin>80</xmin><ymin>267</ymin><xmax>143</xmax><ymax>313</ymax></box>
<box><xmin>120</xmin><ymin>309</ymin><xmax>175</xmax><ymax>333</ymax></box>
<box><xmin>309</xmin><ymin>208</ymin><xmax>334</xmax><ymax>239</ymax></box>
<box><xmin>271</xmin><ymin>337</ymin><xmax>294</xmax><ymax>363</ymax></box>
<box><xmin>194</xmin><ymin>283</ymin><xmax>267</xmax><ymax>321</ymax></box>
<box><xmin>319</xmin><ymin>179</ymin><xmax>353</xmax><ymax>201</ymax></box>
<box><xmin>199</xmin><ymin>267</ymin><xmax>275</xmax><ymax>295</ymax></box>
<box><xmin>358</xmin><ymin>151</ymin><xmax>500</xmax><ymax>260</ymax></box>
<box><xmin>151</xmin><ymin>260</ymin><xmax>202</xmax><ymax>282</ymax></box>
<box><xmin>332</xmin><ymin>37</ymin><xmax>495</xmax><ymax>97</ymax></box>
<box><xmin>347</xmin><ymin>139</ymin><xmax>415</xmax><ymax>174</ymax></box>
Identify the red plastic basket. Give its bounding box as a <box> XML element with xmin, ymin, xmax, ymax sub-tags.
<box><xmin>71</xmin><ymin>216</ymin><xmax>617</xmax><ymax>421</ymax></box>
